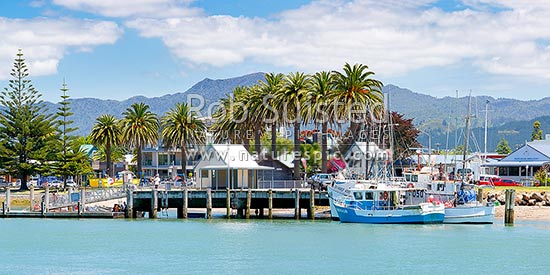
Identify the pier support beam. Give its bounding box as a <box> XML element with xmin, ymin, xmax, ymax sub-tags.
<box><xmin>80</xmin><ymin>188</ymin><xmax>86</xmax><ymax>214</ymax></box>
<box><xmin>29</xmin><ymin>186</ymin><xmax>35</xmax><ymax>211</ymax></box>
<box><xmin>206</xmin><ymin>188</ymin><xmax>212</xmax><ymax>219</ymax></box>
<box><xmin>245</xmin><ymin>189</ymin><xmax>251</xmax><ymax>219</ymax></box>
<box><xmin>150</xmin><ymin>189</ymin><xmax>158</xmax><ymax>219</ymax></box>
<box><xmin>505</xmin><ymin>189</ymin><xmax>515</xmax><ymax>225</ymax></box>
<box><xmin>5</xmin><ymin>187</ymin><xmax>10</xmax><ymax>214</ymax></box>
<box><xmin>125</xmin><ymin>190</ymin><xmax>133</xmax><ymax>218</ymax></box>
<box><xmin>294</xmin><ymin>189</ymin><xmax>300</xmax><ymax>220</ymax></box>
<box><xmin>308</xmin><ymin>188</ymin><xmax>315</xmax><ymax>220</ymax></box>
<box><xmin>44</xmin><ymin>186</ymin><xmax>50</xmax><ymax>213</ymax></box>
<box><xmin>226</xmin><ymin>188</ymin><xmax>231</xmax><ymax>219</ymax></box>
<box><xmin>180</xmin><ymin>188</ymin><xmax>188</xmax><ymax>219</ymax></box>
<box><xmin>268</xmin><ymin>189</ymin><xmax>273</xmax><ymax>219</ymax></box>
<box><xmin>477</xmin><ymin>188</ymin><xmax>483</xmax><ymax>204</ymax></box>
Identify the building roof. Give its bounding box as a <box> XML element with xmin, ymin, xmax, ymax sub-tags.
<box><xmin>491</xmin><ymin>139</ymin><xmax>550</xmax><ymax>166</ymax></box>
<box><xmin>196</xmin><ymin>144</ymin><xmax>274</xmax><ymax>170</ymax></box>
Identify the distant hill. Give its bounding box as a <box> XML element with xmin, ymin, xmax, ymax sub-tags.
<box><xmin>45</xmin><ymin>72</ymin><xmax>265</xmax><ymax>136</ymax></box>
<box><xmin>39</xmin><ymin>73</ymin><xmax>550</xmax><ymax>150</ymax></box>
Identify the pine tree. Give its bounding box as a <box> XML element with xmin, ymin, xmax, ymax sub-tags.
<box><xmin>495</xmin><ymin>137</ymin><xmax>512</xmax><ymax>155</ymax></box>
<box><xmin>56</xmin><ymin>81</ymin><xmax>78</xmax><ymax>187</ymax></box>
<box><xmin>0</xmin><ymin>49</ymin><xmax>58</xmax><ymax>190</ymax></box>
<box><xmin>531</xmin><ymin>120</ymin><xmax>543</xmax><ymax>141</ymax></box>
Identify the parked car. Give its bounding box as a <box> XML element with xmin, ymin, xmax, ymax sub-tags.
<box><xmin>308</xmin><ymin>173</ymin><xmax>333</xmax><ymax>190</ymax></box>
<box><xmin>66</xmin><ymin>178</ymin><xmax>77</xmax><ymax>188</ymax></box>
<box><xmin>478</xmin><ymin>175</ymin><xmax>522</xmax><ymax>186</ymax></box>
<box><xmin>49</xmin><ymin>179</ymin><xmax>63</xmax><ymax>188</ymax></box>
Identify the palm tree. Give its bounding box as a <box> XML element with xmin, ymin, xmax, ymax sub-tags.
<box><xmin>246</xmin><ymin>85</ymin><xmax>266</xmax><ymax>156</ymax></box>
<box><xmin>161</xmin><ymin>102</ymin><xmax>206</xmax><ymax>177</ymax></box>
<box><xmin>278</xmin><ymin>72</ymin><xmax>312</xmax><ymax>179</ymax></box>
<box><xmin>89</xmin><ymin>114</ymin><xmax>121</xmax><ymax>177</ymax></box>
<box><xmin>120</xmin><ymin>103</ymin><xmax>159</xmax><ymax>178</ymax></box>
<box><xmin>258</xmin><ymin>73</ymin><xmax>285</xmax><ymax>160</ymax></box>
<box><xmin>211</xmin><ymin>86</ymin><xmax>253</xmax><ymax>147</ymax></box>
<box><xmin>332</xmin><ymin>63</ymin><xmax>383</xmax><ymax>177</ymax></box>
<box><xmin>332</xmin><ymin>63</ymin><xmax>384</xmax><ymax>147</ymax></box>
<box><xmin>306</xmin><ymin>71</ymin><xmax>336</xmax><ymax>173</ymax></box>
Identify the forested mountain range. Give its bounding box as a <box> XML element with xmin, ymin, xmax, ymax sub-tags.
<box><xmin>42</xmin><ymin>73</ymin><xmax>550</xmax><ymax>151</ymax></box>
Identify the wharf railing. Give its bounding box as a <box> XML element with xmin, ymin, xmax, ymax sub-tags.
<box><xmin>256</xmin><ymin>180</ymin><xmax>307</xmax><ymax>189</ymax></box>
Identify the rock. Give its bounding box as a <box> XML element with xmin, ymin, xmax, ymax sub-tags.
<box><xmin>536</xmin><ymin>202</ymin><xmax>544</xmax><ymax>207</ymax></box>
<box><xmin>522</xmin><ymin>193</ymin><xmax>531</xmax><ymax>201</ymax></box>
<box><xmin>531</xmin><ymin>192</ymin><xmax>544</xmax><ymax>202</ymax></box>
<box><xmin>528</xmin><ymin>199</ymin><xmax>537</xmax><ymax>206</ymax></box>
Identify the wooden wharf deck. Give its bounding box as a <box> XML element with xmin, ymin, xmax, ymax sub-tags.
<box><xmin>128</xmin><ymin>188</ymin><xmax>330</xmax><ymax>219</ymax></box>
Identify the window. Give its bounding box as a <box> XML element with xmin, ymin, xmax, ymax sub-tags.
<box><xmin>354</xmin><ymin>192</ymin><xmax>363</xmax><ymax>200</ymax></box>
<box><xmin>365</xmin><ymin>192</ymin><xmax>374</xmax><ymax>200</ymax></box>
<box><xmin>498</xmin><ymin>167</ymin><xmax>509</xmax><ymax>176</ymax></box>
<box><xmin>509</xmin><ymin>167</ymin><xmax>519</xmax><ymax>176</ymax></box>
<box><xmin>201</xmin><ymin>170</ymin><xmax>209</xmax><ymax>178</ymax></box>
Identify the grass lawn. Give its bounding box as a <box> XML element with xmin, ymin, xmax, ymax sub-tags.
<box><xmin>493</xmin><ymin>186</ymin><xmax>550</xmax><ymax>192</ymax></box>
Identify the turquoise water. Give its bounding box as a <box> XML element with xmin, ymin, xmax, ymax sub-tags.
<box><xmin>1</xmin><ymin>217</ymin><xmax>549</xmax><ymax>275</ymax></box>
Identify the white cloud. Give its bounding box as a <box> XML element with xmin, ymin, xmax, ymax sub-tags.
<box><xmin>121</xmin><ymin>0</ymin><xmax>550</xmax><ymax>80</ymax></box>
<box><xmin>0</xmin><ymin>17</ymin><xmax>123</xmax><ymax>79</ymax></box>
<box><xmin>52</xmin><ymin>0</ymin><xmax>201</xmax><ymax>18</ymax></box>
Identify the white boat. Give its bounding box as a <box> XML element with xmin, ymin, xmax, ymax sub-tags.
<box><xmin>333</xmin><ymin>186</ymin><xmax>445</xmax><ymax>224</ymax></box>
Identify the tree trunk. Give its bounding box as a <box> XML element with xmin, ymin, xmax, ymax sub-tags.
<box><xmin>294</xmin><ymin>120</ymin><xmax>301</xmax><ymax>180</ymax></box>
<box><xmin>137</xmin><ymin>143</ymin><xmax>142</xmax><ymax>178</ymax></box>
<box><xmin>254</xmin><ymin>123</ymin><xmax>261</xmax><ymax>160</ymax></box>
<box><xmin>106</xmin><ymin>143</ymin><xmax>112</xmax><ymax>177</ymax></box>
<box><xmin>321</xmin><ymin>121</ymin><xmax>328</xmax><ymax>173</ymax></box>
<box><xmin>271</xmin><ymin>122</ymin><xmax>277</xmax><ymax>160</ymax></box>
<box><xmin>181</xmin><ymin>142</ymin><xmax>187</xmax><ymax>179</ymax></box>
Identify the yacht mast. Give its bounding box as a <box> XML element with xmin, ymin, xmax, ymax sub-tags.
<box><xmin>462</xmin><ymin>93</ymin><xmax>472</xmax><ymax>171</ymax></box>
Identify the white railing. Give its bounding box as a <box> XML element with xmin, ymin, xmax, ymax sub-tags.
<box><xmin>256</xmin><ymin>180</ymin><xmax>307</xmax><ymax>189</ymax></box>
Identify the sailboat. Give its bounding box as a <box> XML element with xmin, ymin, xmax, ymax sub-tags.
<box><xmin>438</xmin><ymin>94</ymin><xmax>495</xmax><ymax>223</ymax></box>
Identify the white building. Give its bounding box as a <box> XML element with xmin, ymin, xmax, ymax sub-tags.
<box><xmin>194</xmin><ymin>144</ymin><xmax>273</xmax><ymax>189</ymax></box>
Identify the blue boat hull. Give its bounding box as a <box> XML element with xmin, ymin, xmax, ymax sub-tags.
<box><xmin>335</xmin><ymin>204</ymin><xmax>444</xmax><ymax>224</ymax></box>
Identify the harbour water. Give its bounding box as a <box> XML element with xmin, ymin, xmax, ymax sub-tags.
<box><xmin>1</xmin><ymin>217</ymin><xmax>550</xmax><ymax>274</ymax></box>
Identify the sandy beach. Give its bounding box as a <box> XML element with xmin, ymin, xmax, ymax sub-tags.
<box><xmin>494</xmin><ymin>206</ymin><xmax>550</xmax><ymax>222</ymax></box>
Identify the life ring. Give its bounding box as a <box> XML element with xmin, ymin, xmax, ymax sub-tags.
<box><xmin>406</xmin><ymin>183</ymin><xmax>414</xmax><ymax>188</ymax></box>
<box><xmin>383</xmin><ymin>191</ymin><xmax>389</xmax><ymax>200</ymax></box>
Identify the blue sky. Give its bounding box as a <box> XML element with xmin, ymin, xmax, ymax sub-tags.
<box><xmin>1</xmin><ymin>0</ymin><xmax>550</xmax><ymax>102</ymax></box>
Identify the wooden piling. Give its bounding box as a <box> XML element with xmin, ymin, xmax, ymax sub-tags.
<box><xmin>126</xmin><ymin>189</ymin><xmax>133</xmax><ymax>218</ymax></box>
<box><xmin>477</xmin><ymin>188</ymin><xmax>483</xmax><ymax>204</ymax></box>
<box><xmin>295</xmin><ymin>189</ymin><xmax>300</xmax><ymax>220</ymax></box>
<box><xmin>505</xmin><ymin>189</ymin><xmax>515</xmax><ymax>225</ymax></box>
<box><xmin>206</xmin><ymin>188</ymin><xmax>212</xmax><ymax>219</ymax></box>
<box><xmin>80</xmin><ymin>188</ymin><xmax>86</xmax><ymax>213</ymax></box>
<box><xmin>150</xmin><ymin>189</ymin><xmax>158</xmax><ymax>219</ymax></box>
<box><xmin>226</xmin><ymin>188</ymin><xmax>231</xmax><ymax>219</ymax></box>
<box><xmin>29</xmin><ymin>186</ymin><xmax>35</xmax><ymax>211</ymax></box>
<box><xmin>2</xmin><ymin>202</ymin><xmax>5</xmax><ymax>216</ymax></box>
<box><xmin>245</xmin><ymin>189</ymin><xmax>251</xmax><ymax>219</ymax></box>
<box><xmin>182</xmin><ymin>188</ymin><xmax>188</xmax><ymax>219</ymax></box>
<box><xmin>308</xmin><ymin>188</ymin><xmax>315</xmax><ymax>220</ymax></box>
<box><xmin>5</xmin><ymin>187</ymin><xmax>10</xmax><ymax>214</ymax></box>
<box><xmin>44</xmin><ymin>185</ymin><xmax>50</xmax><ymax>213</ymax></box>
<box><xmin>78</xmin><ymin>202</ymin><xmax>83</xmax><ymax>216</ymax></box>
<box><xmin>268</xmin><ymin>189</ymin><xmax>273</xmax><ymax>219</ymax></box>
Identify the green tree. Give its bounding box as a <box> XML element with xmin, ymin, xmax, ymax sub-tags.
<box><xmin>161</xmin><ymin>102</ymin><xmax>206</xmax><ymax>176</ymax></box>
<box><xmin>279</xmin><ymin>72</ymin><xmax>311</xmax><ymax>179</ymax></box>
<box><xmin>89</xmin><ymin>114</ymin><xmax>121</xmax><ymax>177</ymax></box>
<box><xmin>495</xmin><ymin>137</ymin><xmax>512</xmax><ymax>155</ymax></box>
<box><xmin>121</xmin><ymin>103</ymin><xmax>159</xmax><ymax>178</ymax></box>
<box><xmin>258</xmin><ymin>73</ymin><xmax>285</xmax><ymax>159</ymax></box>
<box><xmin>56</xmin><ymin>81</ymin><xmax>78</xmax><ymax>186</ymax></box>
<box><xmin>531</xmin><ymin>120</ymin><xmax>543</xmax><ymax>141</ymax></box>
<box><xmin>0</xmin><ymin>50</ymin><xmax>57</xmax><ymax>190</ymax></box>
<box><xmin>332</xmin><ymin>63</ymin><xmax>384</xmax><ymax>155</ymax></box>
<box><xmin>306</xmin><ymin>71</ymin><xmax>336</xmax><ymax>173</ymax></box>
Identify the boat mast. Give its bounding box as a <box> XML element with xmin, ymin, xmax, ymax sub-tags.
<box><xmin>462</xmin><ymin>93</ymin><xmax>472</xmax><ymax>171</ymax></box>
<box><xmin>484</xmin><ymin>100</ymin><xmax>489</xmax><ymax>155</ymax></box>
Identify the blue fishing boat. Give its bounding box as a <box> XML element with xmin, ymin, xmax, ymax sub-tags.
<box><xmin>333</xmin><ymin>187</ymin><xmax>445</xmax><ymax>224</ymax></box>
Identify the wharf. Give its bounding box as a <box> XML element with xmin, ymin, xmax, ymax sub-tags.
<box><xmin>129</xmin><ymin>188</ymin><xmax>330</xmax><ymax>219</ymax></box>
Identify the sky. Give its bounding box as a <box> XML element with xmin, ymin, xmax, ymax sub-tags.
<box><xmin>1</xmin><ymin>0</ymin><xmax>550</xmax><ymax>102</ymax></box>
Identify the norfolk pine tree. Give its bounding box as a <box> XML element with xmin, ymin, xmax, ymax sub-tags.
<box><xmin>0</xmin><ymin>50</ymin><xmax>57</xmax><ymax>190</ymax></box>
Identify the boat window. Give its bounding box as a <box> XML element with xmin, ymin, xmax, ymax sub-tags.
<box><xmin>354</xmin><ymin>192</ymin><xmax>363</xmax><ymax>200</ymax></box>
<box><xmin>412</xmin><ymin>175</ymin><xmax>418</xmax><ymax>182</ymax></box>
<box><xmin>365</xmin><ymin>192</ymin><xmax>373</xmax><ymax>200</ymax></box>
<box><xmin>405</xmin><ymin>174</ymin><xmax>411</xmax><ymax>181</ymax></box>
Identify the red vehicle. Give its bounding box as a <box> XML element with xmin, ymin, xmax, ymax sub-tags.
<box><xmin>479</xmin><ymin>175</ymin><xmax>522</xmax><ymax>186</ymax></box>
